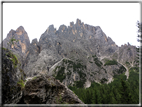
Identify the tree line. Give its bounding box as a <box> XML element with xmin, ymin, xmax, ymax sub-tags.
<box><xmin>69</xmin><ymin>67</ymin><xmax>139</xmax><ymax>104</ymax></box>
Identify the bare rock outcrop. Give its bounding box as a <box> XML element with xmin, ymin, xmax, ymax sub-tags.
<box><xmin>1</xmin><ymin>48</ymin><xmax>86</xmax><ymax>105</ymax></box>
<box><xmin>2</xmin><ymin>48</ymin><xmax>26</xmax><ymax>104</ymax></box>
<box><xmin>20</xmin><ymin>74</ymin><xmax>85</xmax><ymax>104</ymax></box>
<box><xmin>117</xmin><ymin>44</ymin><xmax>138</xmax><ymax>66</ymax></box>
<box><xmin>22</xmin><ymin>19</ymin><xmax>137</xmax><ymax>86</ymax></box>
<box><xmin>2</xmin><ymin>26</ymin><xmax>30</xmax><ymax>54</ymax></box>
<box><xmin>1</xmin><ymin>19</ymin><xmax>138</xmax><ymax>91</ymax></box>
<box><xmin>2</xmin><ymin>26</ymin><xmax>30</xmax><ymax>69</ymax></box>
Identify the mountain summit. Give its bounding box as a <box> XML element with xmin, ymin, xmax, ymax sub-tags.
<box><xmin>19</xmin><ymin>19</ymin><xmax>137</xmax><ymax>86</ymax></box>
<box><xmin>1</xmin><ymin>19</ymin><xmax>138</xmax><ymax>104</ymax></box>
<box><xmin>2</xmin><ymin>19</ymin><xmax>138</xmax><ymax>85</ymax></box>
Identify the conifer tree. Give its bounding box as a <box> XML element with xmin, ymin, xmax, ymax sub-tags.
<box><xmin>91</xmin><ymin>90</ymin><xmax>96</xmax><ymax>104</ymax></box>
<box><xmin>119</xmin><ymin>78</ymin><xmax>132</xmax><ymax>103</ymax></box>
<box><xmin>96</xmin><ymin>89</ymin><xmax>102</xmax><ymax>104</ymax></box>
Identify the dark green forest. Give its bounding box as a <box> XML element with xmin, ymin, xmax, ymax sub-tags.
<box><xmin>68</xmin><ymin>67</ymin><xmax>139</xmax><ymax>104</ymax></box>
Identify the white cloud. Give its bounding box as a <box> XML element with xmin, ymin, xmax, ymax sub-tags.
<box><xmin>3</xmin><ymin>3</ymin><xmax>140</xmax><ymax>46</ymax></box>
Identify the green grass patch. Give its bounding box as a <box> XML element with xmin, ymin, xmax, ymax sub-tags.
<box><xmin>17</xmin><ymin>79</ymin><xmax>25</xmax><ymax>89</ymax></box>
<box><xmin>2</xmin><ymin>47</ymin><xmax>7</xmax><ymax>50</ymax></box>
<box><xmin>4</xmin><ymin>48</ymin><xmax>19</xmax><ymax>68</ymax></box>
<box><xmin>11</xmin><ymin>54</ymin><xmax>18</xmax><ymax>68</ymax></box>
<box><xmin>5</xmin><ymin>49</ymin><xmax>19</xmax><ymax>69</ymax></box>
<box><xmin>32</xmin><ymin>76</ymin><xmax>37</xmax><ymax>80</ymax></box>
<box><xmin>104</xmin><ymin>59</ymin><xmax>118</xmax><ymax>66</ymax></box>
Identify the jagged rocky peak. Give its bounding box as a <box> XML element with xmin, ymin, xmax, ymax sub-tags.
<box><xmin>2</xmin><ymin>26</ymin><xmax>30</xmax><ymax>54</ymax></box>
<box><xmin>24</xmin><ymin>38</ymin><xmax>41</xmax><ymax>67</ymax></box>
<box><xmin>23</xmin><ymin>19</ymin><xmax>120</xmax><ymax>78</ymax></box>
<box><xmin>107</xmin><ymin>36</ymin><xmax>116</xmax><ymax>45</ymax></box>
<box><xmin>76</xmin><ymin>18</ymin><xmax>82</xmax><ymax>25</ymax></box>
<box><xmin>58</xmin><ymin>24</ymin><xmax>68</xmax><ymax>32</ymax></box>
<box><xmin>31</xmin><ymin>38</ymin><xmax>38</xmax><ymax>45</ymax></box>
<box><xmin>16</xmin><ymin>26</ymin><xmax>26</xmax><ymax>35</ymax></box>
<box><xmin>30</xmin><ymin>38</ymin><xmax>40</xmax><ymax>53</ymax></box>
<box><xmin>29</xmin><ymin>38</ymin><xmax>40</xmax><ymax>54</ymax></box>
<box><xmin>46</xmin><ymin>24</ymin><xmax>56</xmax><ymax>34</ymax></box>
<box><xmin>118</xmin><ymin>44</ymin><xmax>138</xmax><ymax>66</ymax></box>
<box><xmin>8</xmin><ymin>29</ymin><xmax>16</xmax><ymax>36</ymax></box>
<box><xmin>84</xmin><ymin>24</ymin><xmax>96</xmax><ymax>33</ymax></box>
<box><xmin>70</xmin><ymin>21</ymin><xmax>74</xmax><ymax>27</ymax></box>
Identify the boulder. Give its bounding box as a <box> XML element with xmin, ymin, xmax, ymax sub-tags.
<box><xmin>20</xmin><ymin>74</ymin><xmax>86</xmax><ymax>104</ymax></box>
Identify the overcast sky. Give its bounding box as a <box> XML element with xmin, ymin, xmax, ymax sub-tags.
<box><xmin>3</xmin><ymin>3</ymin><xmax>140</xmax><ymax>47</ymax></box>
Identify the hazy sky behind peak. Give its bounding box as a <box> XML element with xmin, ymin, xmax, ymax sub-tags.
<box><xmin>3</xmin><ymin>3</ymin><xmax>140</xmax><ymax>47</ymax></box>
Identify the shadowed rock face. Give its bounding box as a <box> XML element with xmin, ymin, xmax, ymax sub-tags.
<box><xmin>2</xmin><ymin>48</ymin><xmax>26</xmax><ymax>104</ymax></box>
<box><xmin>20</xmin><ymin>74</ymin><xmax>85</xmax><ymax>104</ymax></box>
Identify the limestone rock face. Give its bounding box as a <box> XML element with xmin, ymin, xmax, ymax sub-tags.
<box><xmin>2</xmin><ymin>26</ymin><xmax>30</xmax><ymax>69</ymax></box>
<box><xmin>117</xmin><ymin>44</ymin><xmax>138</xmax><ymax>66</ymax></box>
<box><xmin>1</xmin><ymin>19</ymin><xmax>138</xmax><ymax>104</ymax></box>
<box><xmin>24</xmin><ymin>19</ymin><xmax>119</xmax><ymax>76</ymax></box>
<box><xmin>22</xmin><ymin>19</ymin><xmax>138</xmax><ymax>87</ymax></box>
<box><xmin>23</xmin><ymin>49</ymin><xmax>62</xmax><ymax>77</ymax></box>
<box><xmin>23</xmin><ymin>38</ymin><xmax>41</xmax><ymax>72</ymax></box>
<box><xmin>1</xmin><ymin>19</ymin><xmax>138</xmax><ymax>90</ymax></box>
<box><xmin>2</xmin><ymin>26</ymin><xmax>30</xmax><ymax>54</ymax></box>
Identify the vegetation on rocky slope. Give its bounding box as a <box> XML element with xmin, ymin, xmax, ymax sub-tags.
<box><xmin>17</xmin><ymin>79</ymin><xmax>25</xmax><ymax>89</ymax></box>
<box><xmin>2</xmin><ymin>48</ymin><xmax>26</xmax><ymax>104</ymax></box>
<box><xmin>55</xmin><ymin>66</ymin><xmax>66</xmax><ymax>82</ymax></box>
<box><xmin>92</xmin><ymin>55</ymin><xmax>103</xmax><ymax>67</ymax></box>
<box><xmin>104</xmin><ymin>59</ymin><xmax>118</xmax><ymax>66</ymax></box>
<box><xmin>54</xmin><ymin>59</ymin><xmax>87</xmax><ymax>87</ymax></box>
<box><xmin>69</xmin><ymin>67</ymin><xmax>139</xmax><ymax>104</ymax></box>
<box><xmin>113</xmin><ymin>65</ymin><xmax>126</xmax><ymax>75</ymax></box>
<box><xmin>3</xmin><ymin>47</ymin><xmax>19</xmax><ymax>68</ymax></box>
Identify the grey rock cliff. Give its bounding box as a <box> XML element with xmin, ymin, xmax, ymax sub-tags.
<box><xmin>2</xmin><ymin>19</ymin><xmax>138</xmax><ymax>90</ymax></box>
<box><xmin>1</xmin><ymin>48</ymin><xmax>85</xmax><ymax>104</ymax></box>
<box><xmin>21</xmin><ymin>19</ymin><xmax>138</xmax><ymax>87</ymax></box>
<box><xmin>2</xmin><ymin>26</ymin><xmax>30</xmax><ymax>54</ymax></box>
<box><xmin>2</xmin><ymin>26</ymin><xmax>30</xmax><ymax>69</ymax></box>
